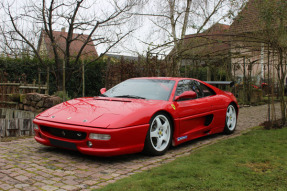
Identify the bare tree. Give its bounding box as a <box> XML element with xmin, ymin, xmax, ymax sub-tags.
<box><xmin>138</xmin><ymin>0</ymin><xmax>245</xmax><ymax>76</ymax></box>
<box><xmin>259</xmin><ymin>0</ymin><xmax>287</xmax><ymax>125</ymax></box>
<box><xmin>1</xmin><ymin>0</ymin><xmax>142</xmax><ymax>92</ymax></box>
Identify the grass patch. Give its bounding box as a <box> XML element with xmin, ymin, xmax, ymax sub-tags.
<box><xmin>98</xmin><ymin>127</ymin><xmax>287</xmax><ymax>191</ymax></box>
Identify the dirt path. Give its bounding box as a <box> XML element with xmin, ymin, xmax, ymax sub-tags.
<box><xmin>0</xmin><ymin>104</ymin><xmax>281</xmax><ymax>191</ymax></box>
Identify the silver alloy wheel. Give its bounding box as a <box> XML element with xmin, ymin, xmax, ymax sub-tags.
<box><xmin>226</xmin><ymin>105</ymin><xmax>237</xmax><ymax>131</ymax></box>
<box><xmin>149</xmin><ymin>114</ymin><xmax>171</xmax><ymax>152</ymax></box>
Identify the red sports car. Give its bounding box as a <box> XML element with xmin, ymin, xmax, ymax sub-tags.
<box><xmin>33</xmin><ymin>77</ymin><xmax>238</xmax><ymax>156</ymax></box>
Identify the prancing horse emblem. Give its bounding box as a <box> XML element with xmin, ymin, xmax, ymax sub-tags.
<box><xmin>61</xmin><ymin>131</ymin><xmax>66</xmax><ymax>136</ymax></box>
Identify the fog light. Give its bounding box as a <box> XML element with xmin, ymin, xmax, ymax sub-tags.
<box><xmin>87</xmin><ymin>141</ymin><xmax>93</xmax><ymax>147</ymax></box>
<box><xmin>89</xmin><ymin>133</ymin><xmax>111</xmax><ymax>140</ymax></box>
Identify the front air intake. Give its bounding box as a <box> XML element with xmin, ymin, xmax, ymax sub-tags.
<box><xmin>40</xmin><ymin>126</ymin><xmax>87</xmax><ymax>140</ymax></box>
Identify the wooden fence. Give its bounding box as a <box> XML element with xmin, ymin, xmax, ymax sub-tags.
<box><xmin>0</xmin><ymin>82</ymin><xmax>48</xmax><ymax>108</ymax></box>
<box><xmin>0</xmin><ymin>108</ymin><xmax>36</xmax><ymax>139</ymax></box>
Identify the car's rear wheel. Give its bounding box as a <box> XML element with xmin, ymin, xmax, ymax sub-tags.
<box><xmin>224</xmin><ymin>104</ymin><xmax>237</xmax><ymax>134</ymax></box>
<box><xmin>144</xmin><ymin>113</ymin><xmax>172</xmax><ymax>156</ymax></box>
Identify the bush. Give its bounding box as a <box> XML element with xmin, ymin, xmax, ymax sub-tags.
<box><xmin>0</xmin><ymin>57</ymin><xmax>107</xmax><ymax>99</ymax></box>
<box><xmin>53</xmin><ymin>91</ymin><xmax>70</xmax><ymax>101</ymax></box>
<box><xmin>8</xmin><ymin>94</ymin><xmax>20</xmax><ymax>102</ymax></box>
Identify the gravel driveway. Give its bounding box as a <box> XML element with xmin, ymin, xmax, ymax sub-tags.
<box><xmin>0</xmin><ymin>104</ymin><xmax>281</xmax><ymax>191</ymax></box>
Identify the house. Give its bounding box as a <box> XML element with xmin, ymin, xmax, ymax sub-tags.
<box><xmin>169</xmin><ymin>23</ymin><xmax>231</xmax><ymax>80</ymax></box>
<box><xmin>170</xmin><ymin>0</ymin><xmax>287</xmax><ymax>85</ymax></box>
<box><xmin>229</xmin><ymin>0</ymin><xmax>266</xmax><ymax>84</ymax></box>
<box><xmin>229</xmin><ymin>0</ymin><xmax>287</xmax><ymax>85</ymax></box>
<box><xmin>37</xmin><ymin>28</ymin><xmax>98</xmax><ymax>60</ymax></box>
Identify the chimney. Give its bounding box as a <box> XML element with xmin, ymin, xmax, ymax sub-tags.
<box><xmin>61</xmin><ymin>27</ymin><xmax>65</xmax><ymax>32</ymax></box>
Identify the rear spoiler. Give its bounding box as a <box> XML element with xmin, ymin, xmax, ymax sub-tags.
<box><xmin>204</xmin><ymin>81</ymin><xmax>234</xmax><ymax>87</ymax></box>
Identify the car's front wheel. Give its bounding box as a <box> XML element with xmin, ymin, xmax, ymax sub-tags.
<box><xmin>144</xmin><ymin>113</ymin><xmax>172</xmax><ymax>156</ymax></box>
<box><xmin>224</xmin><ymin>104</ymin><xmax>237</xmax><ymax>134</ymax></box>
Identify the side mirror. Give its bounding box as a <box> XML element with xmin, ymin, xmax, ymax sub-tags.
<box><xmin>100</xmin><ymin>88</ymin><xmax>106</xmax><ymax>94</ymax></box>
<box><xmin>175</xmin><ymin>90</ymin><xmax>197</xmax><ymax>101</ymax></box>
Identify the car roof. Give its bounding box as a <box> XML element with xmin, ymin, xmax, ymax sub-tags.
<box><xmin>130</xmin><ymin>77</ymin><xmax>196</xmax><ymax>82</ymax></box>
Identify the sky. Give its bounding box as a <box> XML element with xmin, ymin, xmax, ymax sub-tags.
<box><xmin>0</xmin><ymin>0</ymin><xmax>245</xmax><ymax>57</ymax></box>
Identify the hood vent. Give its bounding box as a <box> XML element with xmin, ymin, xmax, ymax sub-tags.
<box><xmin>94</xmin><ymin>98</ymin><xmax>131</xmax><ymax>102</ymax></box>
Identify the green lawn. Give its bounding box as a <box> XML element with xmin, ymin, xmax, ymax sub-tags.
<box><xmin>98</xmin><ymin>128</ymin><xmax>287</xmax><ymax>191</ymax></box>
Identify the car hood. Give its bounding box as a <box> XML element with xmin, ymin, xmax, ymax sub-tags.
<box><xmin>35</xmin><ymin>97</ymin><xmax>167</xmax><ymax>128</ymax></box>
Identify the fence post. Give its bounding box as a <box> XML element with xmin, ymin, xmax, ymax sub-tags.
<box><xmin>38</xmin><ymin>67</ymin><xmax>41</xmax><ymax>93</ymax></box>
<box><xmin>46</xmin><ymin>66</ymin><xmax>50</xmax><ymax>95</ymax></box>
<box><xmin>0</xmin><ymin>119</ymin><xmax>3</xmax><ymax>141</ymax></box>
<box><xmin>19</xmin><ymin>82</ymin><xmax>23</xmax><ymax>94</ymax></box>
<box><xmin>63</xmin><ymin>60</ymin><xmax>66</xmax><ymax>101</ymax></box>
<box><xmin>82</xmin><ymin>60</ymin><xmax>85</xmax><ymax>97</ymax></box>
<box><xmin>32</xmin><ymin>79</ymin><xmax>36</xmax><ymax>93</ymax></box>
<box><xmin>0</xmin><ymin>69</ymin><xmax>3</xmax><ymax>104</ymax></box>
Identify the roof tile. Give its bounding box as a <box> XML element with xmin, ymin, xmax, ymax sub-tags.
<box><xmin>40</xmin><ymin>30</ymin><xmax>98</xmax><ymax>60</ymax></box>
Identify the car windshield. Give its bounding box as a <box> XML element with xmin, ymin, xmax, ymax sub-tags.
<box><xmin>103</xmin><ymin>79</ymin><xmax>175</xmax><ymax>101</ymax></box>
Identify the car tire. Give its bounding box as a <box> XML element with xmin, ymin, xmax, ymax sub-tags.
<box><xmin>144</xmin><ymin>112</ymin><xmax>173</xmax><ymax>156</ymax></box>
<box><xmin>224</xmin><ymin>104</ymin><xmax>237</xmax><ymax>134</ymax></box>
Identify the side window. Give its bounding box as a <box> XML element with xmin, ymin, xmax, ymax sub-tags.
<box><xmin>198</xmin><ymin>82</ymin><xmax>216</xmax><ymax>97</ymax></box>
<box><xmin>175</xmin><ymin>80</ymin><xmax>201</xmax><ymax>100</ymax></box>
<box><xmin>175</xmin><ymin>80</ymin><xmax>193</xmax><ymax>97</ymax></box>
<box><xmin>175</xmin><ymin>80</ymin><xmax>216</xmax><ymax>100</ymax></box>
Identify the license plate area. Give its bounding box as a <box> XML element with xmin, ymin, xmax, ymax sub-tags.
<box><xmin>49</xmin><ymin>138</ymin><xmax>77</xmax><ymax>150</ymax></box>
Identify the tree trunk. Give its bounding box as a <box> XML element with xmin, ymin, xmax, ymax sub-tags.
<box><xmin>278</xmin><ymin>48</ymin><xmax>286</xmax><ymax>125</ymax></box>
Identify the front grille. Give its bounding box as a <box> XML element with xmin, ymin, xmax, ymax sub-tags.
<box><xmin>40</xmin><ymin>126</ymin><xmax>87</xmax><ymax>140</ymax></box>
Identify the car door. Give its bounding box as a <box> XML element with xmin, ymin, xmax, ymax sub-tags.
<box><xmin>173</xmin><ymin>80</ymin><xmax>216</xmax><ymax>138</ymax></box>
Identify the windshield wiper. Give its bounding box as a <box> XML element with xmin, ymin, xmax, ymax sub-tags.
<box><xmin>114</xmin><ymin>95</ymin><xmax>146</xmax><ymax>99</ymax></box>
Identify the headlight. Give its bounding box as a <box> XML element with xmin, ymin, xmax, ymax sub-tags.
<box><xmin>89</xmin><ymin>133</ymin><xmax>111</xmax><ymax>140</ymax></box>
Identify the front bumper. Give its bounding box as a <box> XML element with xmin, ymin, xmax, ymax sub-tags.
<box><xmin>33</xmin><ymin>118</ymin><xmax>149</xmax><ymax>156</ymax></box>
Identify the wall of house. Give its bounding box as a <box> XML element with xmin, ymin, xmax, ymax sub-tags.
<box><xmin>39</xmin><ymin>36</ymin><xmax>47</xmax><ymax>56</ymax></box>
<box><xmin>231</xmin><ymin>42</ymin><xmax>284</xmax><ymax>85</ymax></box>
